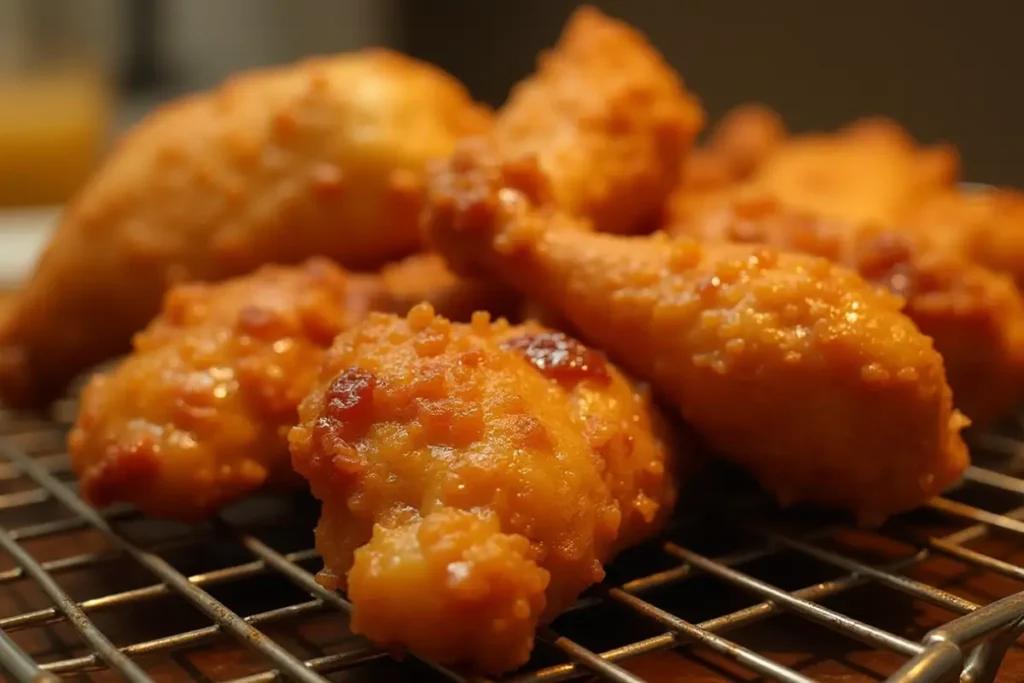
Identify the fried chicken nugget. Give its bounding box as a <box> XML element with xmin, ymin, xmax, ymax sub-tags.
<box><xmin>424</xmin><ymin>142</ymin><xmax>969</xmax><ymax>524</ymax></box>
<box><xmin>491</xmin><ymin>5</ymin><xmax>704</xmax><ymax>235</ymax></box>
<box><xmin>740</xmin><ymin>117</ymin><xmax>958</xmax><ymax>228</ymax></box>
<box><xmin>669</xmin><ymin>192</ymin><xmax>1024</xmax><ymax>426</ymax></box>
<box><xmin>906</xmin><ymin>187</ymin><xmax>1024</xmax><ymax>292</ymax></box>
<box><xmin>288</xmin><ymin>303</ymin><xmax>682</xmax><ymax>673</ymax></box>
<box><xmin>68</xmin><ymin>253</ymin><xmax>514</xmax><ymax>521</ymax></box>
<box><xmin>0</xmin><ymin>49</ymin><xmax>491</xmax><ymax>409</ymax></box>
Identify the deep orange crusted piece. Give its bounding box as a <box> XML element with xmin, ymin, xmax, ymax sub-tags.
<box><xmin>424</xmin><ymin>140</ymin><xmax>969</xmax><ymax>525</ymax></box>
<box><xmin>289</xmin><ymin>303</ymin><xmax>684</xmax><ymax>673</ymax></box>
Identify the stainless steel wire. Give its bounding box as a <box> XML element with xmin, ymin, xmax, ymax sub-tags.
<box><xmin>0</xmin><ymin>406</ymin><xmax>1022</xmax><ymax>683</ymax></box>
<box><xmin>0</xmin><ymin>439</ymin><xmax>330</xmax><ymax>683</ymax></box>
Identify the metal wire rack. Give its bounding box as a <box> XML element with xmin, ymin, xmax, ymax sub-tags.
<box><xmin>1</xmin><ymin>393</ymin><xmax>1024</xmax><ymax>683</ymax></box>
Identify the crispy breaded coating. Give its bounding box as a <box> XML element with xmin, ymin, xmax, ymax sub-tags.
<box><xmin>424</xmin><ymin>142</ymin><xmax>969</xmax><ymax>524</ymax></box>
<box><xmin>906</xmin><ymin>187</ymin><xmax>1024</xmax><ymax>292</ymax></box>
<box><xmin>67</xmin><ymin>253</ymin><xmax>515</xmax><ymax>521</ymax></box>
<box><xmin>288</xmin><ymin>303</ymin><xmax>682</xmax><ymax>673</ymax></box>
<box><xmin>68</xmin><ymin>259</ymin><xmax>354</xmax><ymax>521</ymax></box>
<box><xmin>490</xmin><ymin>6</ymin><xmax>704</xmax><ymax>234</ymax></box>
<box><xmin>739</xmin><ymin>116</ymin><xmax>958</xmax><ymax>227</ymax></box>
<box><xmin>669</xmin><ymin>192</ymin><xmax>1024</xmax><ymax>426</ymax></box>
<box><xmin>0</xmin><ymin>49</ymin><xmax>491</xmax><ymax>409</ymax></box>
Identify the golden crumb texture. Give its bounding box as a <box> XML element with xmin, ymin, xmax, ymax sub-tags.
<box><xmin>289</xmin><ymin>303</ymin><xmax>685</xmax><ymax>672</ymax></box>
<box><xmin>0</xmin><ymin>49</ymin><xmax>491</xmax><ymax>408</ymax></box>
<box><xmin>424</xmin><ymin>143</ymin><xmax>970</xmax><ymax>525</ymax></box>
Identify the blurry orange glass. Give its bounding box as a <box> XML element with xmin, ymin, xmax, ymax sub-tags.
<box><xmin>0</xmin><ymin>0</ymin><xmax>115</xmax><ymax>208</ymax></box>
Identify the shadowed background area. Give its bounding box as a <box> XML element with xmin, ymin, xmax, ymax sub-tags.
<box><xmin>0</xmin><ymin>0</ymin><xmax>1020</xmax><ymax>213</ymax></box>
<box><xmin>400</xmin><ymin>0</ymin><xmax>1023</xmax><ymax>187</ymax></box>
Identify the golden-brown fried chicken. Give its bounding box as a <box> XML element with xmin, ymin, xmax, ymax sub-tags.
<box><xmin>68</xmin><ymin>260</ymin><xmax>353</xmax><ymax>521</ymax></box>
<box><xmin>68</xmin><ymin>253</ymin><xmax>515</xmax><ymax>521</ymax></box>
<box><xmin>424</xmin><ymin>141</ymin><xmax>970</xmax><ymax>525</ymax></box>
<box><xmin>288</xmin><ymin>303</ymin><xmax>682</xmax><ymax>673</ymax></box>
<box><xmin>0</xmin><ymin>50</ymin><xmax>491</xmax><ymax>409</ymax></box>
<box><xmin>374</xmin><ymin>253</ymin><xmax>522</xmax><ymax>323</ymax></box>
<box><xmin>906</xmin><ymin>187</ymin><xmax>1024</xmax><ymax>291</ymax></box>
<box><xmin>665</xmin><ymin>103</ymin><xmax>788</xmax><ymax>231</ymax></box>
<box><xmin>678</xmin><ymin>102</ymin><xmax>788</xmax><ymax>193</ymax></box>
<box><xmin>669</xmin><ymin>192</ymin><xmax>1024</xmax><ymax>426</ymax></box>
<box><xmin>490</xmin><ymin>5</ymin><xmax>704</xmax><ymax>235</ymax></box>
<box><xmin>739</xmin><ymin>117</ymin><xmax>958</xmax><ymax>227</ymax></box>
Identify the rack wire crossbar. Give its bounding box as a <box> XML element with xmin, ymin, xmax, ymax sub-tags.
<box><xmin>0</xmin><ymin>408</ymin><xmax>1023</xmax><ymax>682</ymax></box>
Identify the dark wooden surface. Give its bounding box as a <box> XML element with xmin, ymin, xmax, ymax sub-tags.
<box><xmin>0</xmin><ymin>418</ymin><xmax>1023</xmax><ymax>682</ymax></box>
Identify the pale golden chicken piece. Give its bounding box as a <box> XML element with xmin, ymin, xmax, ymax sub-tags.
<box><xmin>424</xmin><ymin>142</ymin><xmax>970</xmax><ymax>524</ymax></box>
<box><xmin>490</xmin><ymin>5</ymin><xmax>704</xmax><ymax>235</ymax></box>
<box><xmin>905</xmin><ymin>187</ymin><xmax>1024</xmax><ymax>292</ymax></box>
<box><xmin>0</xmin><ymin>49</ymin><xmax>491</xmax><ymax>409</ymax></box>
<box><xmin>68</xmin><ymin>254</ymin><xmax>515</xmax><ymax>521</ymax></box>
<box><xmin>741</xmin><ymin>117</ymin><xmax>958</xmax><ymax>228</ymax></box>
<box><xmin>288</xmin><ymin>303</ymin><xmax>683</xmax><ymax>673</ymax></box>
<box><xmin>669</xmin><ymin>191</ymin><xmax>1024</xmax><ymax>426</ymax></box>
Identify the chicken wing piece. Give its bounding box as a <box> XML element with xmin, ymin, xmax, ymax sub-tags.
<box><xmin>737</xmin><ymin>117</ymin><xmax>958</xmax><ymax>228</ymax></box>
<box><xmin>669</xmin><ymin>192</ymin><xmax>1024</xmax><ymax>427</ymax></box>
<box><xmin>424</xmin><ymin>142</ymin><xmax>969</xmax><ymax>525</ymax></box>
<box><xmin>68</xmin><ymin>253</ymin><xmax>515</xmax><ymax>522</ymax></box>
<box><xmin>490</xmin><ymin>5</ymin><xmax>704</xmax><ymax>235</ymax></box>
<box><xmin>288</xmin><ymin>303</ymin><xmax>683</xmax><ymax>673</ymax></box>
<box><xmin>905</xmin><ymin>187</ymin><xmax>1024</xmax><ymax>292</ymax></box>
<box><xmin>0</xmin><ymin>49</ymin><xmax>491</xmax><ymax>409</ymax></box>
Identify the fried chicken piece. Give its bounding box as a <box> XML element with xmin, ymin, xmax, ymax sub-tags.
<box><xmin>905</xmin><ymin>187</ymin><xmax>1024</xmax><ymax>292</ymax></box>
<box><xmin>741</xmin><ymin>117</ymin><xmax>958</xmax><ymax>227</ymax></box>
<box><xmin>669</xmin><ymin>192</ymin><xmax>1024</xmax><ymax>426</ymax></box>
<box><xmin>68</xmin><ymin>253</ymin><xmax>515</xmax><ymax>521</ymax></box>
<box><xmin>288</xmin><ymin>303</ymin><xmax>682</xmax><ymax>673</ymax></box>
<box><xmin>489</xmin><ymin>5</ymin><xmax>704</xmax><ymax>235</ymax></box>
<box><xmin>666</xmin><ymin>103</ymin><xmax>788</xmax><ymax>231</ymax></box>
<box><xmin>0</xmin><ymin>49</ymin><xmax>491</xmax><ymax>409</ymax></box>
<box><xmin>424</xmin><ymin>142</ymin><xmax>969</xmax><ymax>524</ymax></box>
<box><xmin>679</xmin><ymin>103</ymin><xmax>788</xmax><ymax>192</ymax></box>
<box><xmin>375</xmin><ymin>252</ymin><xmax>522</xmax><ymax>323</ymax></box>
<box><xmin>68</xmin><ymin>259</ymin><xmax>353</xmax><ymax>521</ymax></box>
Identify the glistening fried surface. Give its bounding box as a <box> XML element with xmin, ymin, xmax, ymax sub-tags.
<box><xmin>489</xmin><ymin>5</ymin><xmax>704</xmax><ymax>234</ymax></box>
<box><xmin>68</xmin><ymin>260</ymin><xmax>354</xmax><ymax>522</ymax></box>
<box><xmin>0</xmin><ymin>49</ymin><xmax>491</xmax><ymax>409</ymax></box>
<box><xmin>67</xmin><ymin>253</ymin><xmax>515</xmax><ymax>522</ymax></box>
<box><xmin>424</xmin><ymin>142</ymin><xmax>970</xmax><ymax>525</ymax></box>
<box><xmin>669</xmin><ymin>192</ymin><xmax>1024</xmax><ymax>426</ymax></box>
<box><xmin>288</xmin><ymin>304</ymin><xmax>682</xmax><ymax>673</ymax></box>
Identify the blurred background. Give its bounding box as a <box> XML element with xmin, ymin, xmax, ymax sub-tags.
<box><xmin>0</xmin><ymin>0</ymin><xmax>1020</xmax><ymax>215</ymax></box>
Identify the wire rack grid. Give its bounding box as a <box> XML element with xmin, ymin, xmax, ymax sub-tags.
<box><xmin>0</xmin><ymin>396</ymin><xmax>1024</xmax><ymax>683</ymax></box>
